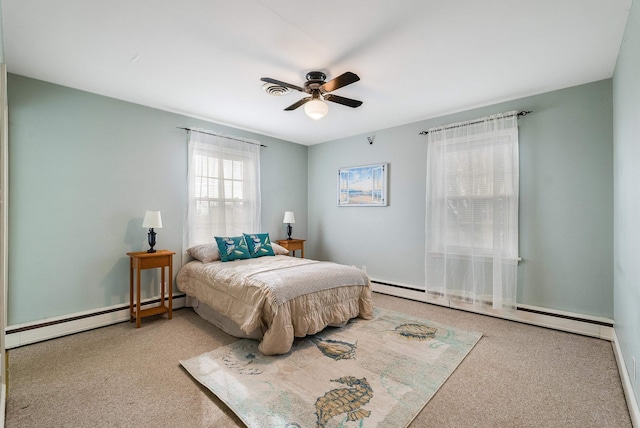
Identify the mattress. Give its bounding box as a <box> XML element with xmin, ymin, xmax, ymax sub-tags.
<box><xmin>176</xmin><ymin>255</ymin><xmax>373</xmax><ymax>355</ymax></box>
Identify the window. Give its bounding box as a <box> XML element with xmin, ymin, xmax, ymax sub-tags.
<box><xmin>194</xmin><ymin>154</ymin><xmax>248</xmax><ymax>236</ymax></box>
<box><xmin>438</xmin><ymin>133</ymin><xmax>516</xmax><ymax>255</ymax></box>
<box><xmin>186</xmin><ymin>131</ymin><xmax>261</xmax><ymax>247</ymax></box>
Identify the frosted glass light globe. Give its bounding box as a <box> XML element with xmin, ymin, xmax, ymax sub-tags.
<box><xmin>304</xmin><ymin>99</ymin><xmax>329</xmax><ymax>120</ymax></box>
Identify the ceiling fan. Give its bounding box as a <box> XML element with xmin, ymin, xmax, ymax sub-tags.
<box><xmin>260</xmin><ymin>71</ymin><xmax>363</xmax><ymax>120</ymax></box>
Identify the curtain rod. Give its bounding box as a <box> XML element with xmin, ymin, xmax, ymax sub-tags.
<box><xmin>419</xmin><ymin>110</ymin><xmax>532</xmax><ymax>135</ymax></box>
<box><xmin>177</xmin><ymin>127</ymin><xmax>267</xmax><ymax>147</ymax></box>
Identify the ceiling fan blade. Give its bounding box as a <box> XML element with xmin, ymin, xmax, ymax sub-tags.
<box><xmin>320</xmin><ymin>72</ymin><xmax>360</xmax><ymax>93</ymax></box>
<box><xmin>324</xmin><ymin>94</ymin><xmax>363</xmax><ymax>108</ymax></box>
<box><xmin>284</xmin><ymin>97</ymin><xmax>312</xmax><ymax>111</ymax></box>
<box><xmin>260</xmin><ymin>77</ymin><xmax>305</xmax><ymax>93</ymax></box>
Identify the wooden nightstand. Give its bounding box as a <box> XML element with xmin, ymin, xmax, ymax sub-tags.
<box><xmin>127</xmin><ymin>250</ymin><xmax>175</xmax><ymax>328</ymax></box>
<box><xmin>276</xmin><ymin>239</ymin><xmax>305</xmax><ymax>258</ymax></box>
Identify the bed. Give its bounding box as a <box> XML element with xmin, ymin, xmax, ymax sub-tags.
<box><xmin>176</xmin><ymin>239</ymin><xmax>373</xmax><ymax>355</ymax></box>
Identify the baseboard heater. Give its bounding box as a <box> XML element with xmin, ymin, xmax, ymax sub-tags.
<box><xmin>370</xmin><ymin>280</ymin><xmax>614</xmax><ymax>338</ymax></box>
<box><xmin>5</xmin><ymin>294</ymin><xmax>187</xmax><ymax>348</ymax></box>
<box><xmin>371</xmin><ymin>280</ymin><xmax>422</xmax><ymax>293</ymax></box>
<box><xmin>515</xmin><ymin>305</ymin><xmax>612</xmax><ymax>327</ymax></box>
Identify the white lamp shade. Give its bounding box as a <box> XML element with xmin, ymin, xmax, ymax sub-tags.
<box><xmin>283</xmin><ymin>211</ymin><xmax>295</xmax><ymax>224</ymax></box>
<box><xmin>304</xmin><ymin>99</ymin><xmax>328</xmax><ymax>120</ymax></box>
<box><xmin>142</xmin><ymin>210</ymin><xmax>163</xmax><ymax>229</ymax></box>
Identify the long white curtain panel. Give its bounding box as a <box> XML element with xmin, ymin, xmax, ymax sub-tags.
<box><xmin>425</xmin><ymin>111</ymin><xmax>519</xmax><ymax>309</ymax></box>
<box><xmin>184</xmin><ymin>130</ymin><xmax>261</xmax><ymax>249</ymax></box>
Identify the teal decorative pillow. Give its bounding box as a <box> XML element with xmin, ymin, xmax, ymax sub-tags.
<box><xmin>243</xmin><ymin>233</ymin><xmax>275</xmax><ymax>258</ymax></box>
<box><xmin>214</xmin><ymin>236</ymin><xmax>252</xmax><ymax>262</ymax></box>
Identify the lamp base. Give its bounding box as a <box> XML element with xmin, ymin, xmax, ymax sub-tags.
<box><xmin>286</xmin><ymin>224</ymin><xmax>292</xmax><ymax>240</ymax></box>
<box><xmin>147</xmin><ymin>228</ymin><xmax>157</xmax><ymax>253</ymax></box>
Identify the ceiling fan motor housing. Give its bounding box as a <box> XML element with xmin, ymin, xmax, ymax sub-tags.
<box><xmin>306</xmin><ymin>71</ymin><xmax>326</xmax><ymax>82</ymax></box>
<box><xmin>304</xmin><ymin>71</ymin><xmax>327</xmax><ymax>93</ymax></box>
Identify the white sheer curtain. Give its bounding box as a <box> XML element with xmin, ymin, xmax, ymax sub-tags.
<box><xmin>184</xmin><ymin>130</ymin><xmax>261</xmax><ymax>249</ymax></box>
<box><xmin>425</xmin><ymin>111</ymin><xmax>519</xmax><ymax>310</ymax></box>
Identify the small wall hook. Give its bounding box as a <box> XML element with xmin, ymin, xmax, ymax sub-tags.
<box><xmin>367</xmin><ymin>136</ymin><xmax>374</xmax><ymax>145</ymax></box>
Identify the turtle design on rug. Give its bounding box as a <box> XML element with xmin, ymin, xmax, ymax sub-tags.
<box><xmin>314</xmin><ymin>376</ymin><xmax>373</xmax><ymax>427</ymax></box>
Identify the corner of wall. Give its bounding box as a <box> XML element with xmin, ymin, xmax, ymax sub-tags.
<box><xmin>613</xmin><ymin>329</ymin><xmax>640</xmax><ymax>427</ymax></box>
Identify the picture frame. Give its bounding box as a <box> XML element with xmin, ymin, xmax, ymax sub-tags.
<box><xmin>337</xmin><ymin>163</ymin><xmax>388</xmax><ymax>206</ymax></box>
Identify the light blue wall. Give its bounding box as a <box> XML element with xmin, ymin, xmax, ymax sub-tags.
<box><xmin>613</xmin><ymin>0</ymin><xmax>640</xmax><ymax>408</ymax></box>
<box><xmin>7</xmin><ymin>74</ymin><xmax>308</xmax><ymax>325</ymax></box>
<box><xmin>309</xmin><ymin>79</ymin><xmax>614</xmax><ymax>318</ymax></box>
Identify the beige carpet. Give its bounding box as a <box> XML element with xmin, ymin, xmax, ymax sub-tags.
<box><xmin>5</xmin><ymin>292</ymin><xmax>633</xmax><ymax>427</ymax></box>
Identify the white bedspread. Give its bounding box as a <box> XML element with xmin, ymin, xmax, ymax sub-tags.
<box><xmin>176</xmin><ymin>255</ymin><xmax>373</xmax><ymax>355</ymax></box>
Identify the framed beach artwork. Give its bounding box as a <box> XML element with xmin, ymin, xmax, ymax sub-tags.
<box><xmin>337</xmin><ymin>163</ymin><xmax>388</xmax><ymax>206</ymax></box>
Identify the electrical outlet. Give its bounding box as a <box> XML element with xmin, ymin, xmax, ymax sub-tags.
<box><xmin>362</xmin><ymin>266</ymin><xmax>367</xmax><ymax>273</ymax></box>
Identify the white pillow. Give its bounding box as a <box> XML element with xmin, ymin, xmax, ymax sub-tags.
<box><xmin>187</xmin><ymin>243</ymin><xmax>220</xmax><ymax>263</ymax></box>
<box><xmin>271</xmin><ymin>243</ymin><xmax>290</xmax><ymax>255</ymax></box>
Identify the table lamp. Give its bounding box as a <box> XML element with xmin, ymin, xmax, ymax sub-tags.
<box><xmin>283</xmin><ymin>211</ymin><xmax>295</xmax><ymax>240</ymax></box>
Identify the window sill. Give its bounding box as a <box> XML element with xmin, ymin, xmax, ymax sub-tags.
<box><xmin>427</xmin><ymin>251</ymin><xmax>521</xmax><ymax>264</ymax></box>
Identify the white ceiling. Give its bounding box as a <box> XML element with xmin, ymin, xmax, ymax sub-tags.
<box><xmin>1</xmin><ymin>0</ymin><xmax>632</xmax><ymax>145</ymax></box>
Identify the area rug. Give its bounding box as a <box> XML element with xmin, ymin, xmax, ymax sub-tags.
<box><xmin>180</xmin><ymin>307</ymin><xmax>482</xmax><ymax>428</ymax></box>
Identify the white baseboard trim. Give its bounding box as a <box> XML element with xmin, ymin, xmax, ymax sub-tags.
<box><xmin>5</xmin><ymin>294</ymin><xmax>186</xmax><ymax>349</ymax></box>
<box><xmin>612</xmin><ymin>329</ymin><xmax>640</xmax><ymax>427</ymax></box>
<box><xmin>371</xmin><ymin>282</ymin><xmax>614</xmax><ymax>340</ymax></box>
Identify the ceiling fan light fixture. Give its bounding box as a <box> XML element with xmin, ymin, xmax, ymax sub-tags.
<box><xmin>304</xmin><ymin>98</ymin><xmax>329</xmax><ymax>120</ymax></box>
